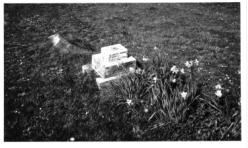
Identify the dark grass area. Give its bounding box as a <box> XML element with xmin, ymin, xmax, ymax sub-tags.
<box><xmin>4</xmin><ymin>3</ymin><xmax>240</xmax><ymax>141</ymax></box>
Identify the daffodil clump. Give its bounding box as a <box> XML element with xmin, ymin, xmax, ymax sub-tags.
<box><xmin>110</xmin><ymin>52</ymin><xmax>203</xmax><ymax>124</ymax></box>
<box><xmin>105</xmin><ymin>50</ymin><xmax>240</xmax><ymax>140</ymax></box>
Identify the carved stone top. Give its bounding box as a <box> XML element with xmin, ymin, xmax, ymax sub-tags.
<box><xmin>100</xmin><ymin>44</ymin><xmax>128</xmax><ymax>63</ymax></box>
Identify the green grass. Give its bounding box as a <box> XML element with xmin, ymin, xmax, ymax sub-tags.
<box><xmin>4</xmin><ymin>3</ymin><xmax>240</xmax><ymax>141</ymax></box>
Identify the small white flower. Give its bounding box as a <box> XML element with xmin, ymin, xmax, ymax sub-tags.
<box><xmin>238</xmin><ymin>70</ymin><xmax>240</xmax><ymax>74</ymax></box>
<box><xmin>18</xmin><ymin>92</ymin><xmax>26</xmax><ymax>97</ymax></box>
<box><xmin>154</xmin><ymin>46</ymin><xmax>159</xmax><ymax>50</ymax></box>
<box><xmin>215</xmin><ymin>84</ymin><xmax>223</xmax><ymax>90</ymax></box>
<box><xmin>82</xmin><ymin>65</ymin><xmax>91</xmax><ymax>74</ymax></box>
<box><xmin>48</xmin><ymin>34</ymin><xmax>61</xmax><ymax>46</ymax></box>
<box><xmin>198</xmin><ymin>130</ymin><xmax>201</xmax><ymax>134</ymax></box>
<box><xmin>70</xmin><ymin>137</ymin><xmax>75</xmax><ymax>141</ymax></box>
<box><xmin>180</xmin><ymin>68</ymin><xmax>185</xmax><ymax>73</ymax></box>
<box><xmin>144</xmin><ymin>108</ymin><xmax>148</xmax><ymax>113</ymax></box>
<box><xmin>197</xmin><ymin>67</ymin><xmax>203</xmax><ymax>72</ymax></box>
<box><xmin>180</xmin><ymin>92</ymin><xmax>187</xmax><ymax>99</ymax></box>
<box><xmin>129</xmin><ymin>67</ymin><xmax>135</xmax><ymax>73</ymax></box>
<box><xmin>142</xmin><ymin>56</ymin><xmax>150</xmax><ymax>62</ymax></box>
<box><xmin>225</xmin><ymin>74</ymin><xmax>230</xmax><ymax>80</ymax></box>
<box><xmin>171</xmin><ymin>79</ymin><xmax>176</xmax><ymax>83</ymax></box>
<box><xmin>126</xmin><ymin>99</ymin><xmax>133</xmax><ymax>106</ymax></box>
<box><xmin>153</xmin><ymin>77</ymin><xmax>158</xmax><ymax>83</ymax></box>
<box><xmin>27</xmin><ymin>127</ymin><xmax>31</xmax><ymax>132</ymax></box>
<box><xmin>86</xmin><ymin>111</ymin><xmax>89</xmax><ymax>115</ymax></box>
<box><xmin>185</xmin><ymin>61</ymin><xmax>193</xmax><ymax>68</ymax></box>
<box><xmin>135</xmin><ymin>68</ymin><xmax>143</xmax><ymax>74</ymax></box>
<box><xmin>215</xmin><ymin>90</ymin><xmax>222</xmax><ymax>97</ymax></box>
<box><xmin>14</xmin><ymin>110</ymin><xmax>20</xmax><ymax>114</ymax></box>
<box><xmin>170</xmin><ymin>65</ymin><xmax>179</xmax><ymax>74</ymax></box>
<box><xmin>194</xmin><ymin>59</ymin><xmax>199</xmax><ymax>66</ymax></box>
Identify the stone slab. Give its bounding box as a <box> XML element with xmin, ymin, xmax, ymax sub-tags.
<box><xmin>96</xmin><ymin>75</ymin><xmax>121</xmax><ymax>88</ymax></box>
<box><xmin>103</xmin><ymin>56</ymin><xmax>136</xmax><ymax>78</ymax></box>
<box><xmin>94</xmin><ymin>56</ymin><xmax>136</xmax><ymax>78</ymax></box>
<box><xmin>92</xmin><ymin>53</ymin><xmax>103</xmax><ymax>72</ymax></box>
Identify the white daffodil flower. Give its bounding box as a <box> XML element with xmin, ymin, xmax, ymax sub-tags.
<box><xmin>142</xmin><ymin>56</ymin><xmax>150</xmax><ymax>62</ymax></box>
<box><xmin>194</xmin><ymin>59</ymin><xmax>199</xmax><ymax>66</ymax></box>
<box><xmin>135</xmin><ymin>68</ymin><xmax>143</xmax><ymax>74</ymax></box>
<box><xmin>171</xmin><ymin>79</ymin><xmax>176</xmax><ymax>83</ymax></box>
<box><xmin>215</xmin><ymin>84</ymin><xmax>223</xmax><ymax>90</ymax></box>
<box><xmin>82</xmin><ymin>65</ymin><xmax>91</xmax><ymax>74</ymax></box>
<box><xmin>185</xmin><ymin>61</ymin><xmax>193</xmax><ymax>68</ymax></box>
<box><xmin>153</xmin><ymin>77</ymin><xmax>158</xmax><ymax>83</ymax></box>
<box><xmin>70</xmin><ymin>137</ymin><xmax>75</xmax><ymax>141</ymax></box>
<box><xmin>154</xmin><ymin>46</ymin><xmax>159</xmax><ymax>50</ymax></box>
<box><xmin>170</xmin><ymin>65</ymin><xmax>179</xmax><ymax>74</ymax></box>
<box><xmin>48</xmin><ymin>34</ymin><xmax>61</xmax><ymax>46</ymax></box>
<box><xmin>126</xmin><ymin>99</ymin><xmax>133</xmax><ymax>106</ymax></box>
<box><xmin>129</xmin><ymin>67</ymin><xmax>135</xmax><ymax>73</ymax></box>
<box><xmin>197</xmin><ymin>67</ymin><xmax>203</xmax><ymax>72</ymax></box>
<box><xmin>215</xmin><ymin>90</ymin><xmax>222</xmax><ymax>97</ymax></box>
<box><xmin>180</xmin><ymin>92</ymin><xmax>187</xmax><ymax>100</ymax></box>
<box><xmin>180</xmin><ymin>68</ymin><xmax>185</xmax><ymax>73</ymax></box>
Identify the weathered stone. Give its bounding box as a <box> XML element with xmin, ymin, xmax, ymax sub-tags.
<box><xmin>96</xmin><ymin>75</ymin><xmax>121</xmax><ymax>88</ymax></box>
<box><xmin>101</xmin><ymin>44</ymin><xmax>128</xmax><ymax>63</ymax></box>
<box><xmin>92</xmin><ymin>53</ymin><xmax>104</xmax><ymax>74</ymax></box>
<box><xmin>103</xmin><ymin>56</ymin><xmax>136</xmax><ymax>78</ymax></box>
<box><xmin>48</xmin><ymin>33</ymin><xmax>95</xmax><ymax>55</ymax></box>
<box><xmin>92</xmin><ymin>44</ymin><xmax>136</xmax><ymax>78</ymax></box>
<box><xmin>90</xmin><ymin>44</ymin><xmax>137</xmax><ymax>88</ymax></box>
<box><xmin>92</xmin><ymin>55</ymin><xmax>136</xmax><ymax>78</ymax></box>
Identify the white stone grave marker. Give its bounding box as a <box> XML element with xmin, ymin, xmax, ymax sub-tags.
<box><xmin>91</xmin><ymin>44</ymin><xmax>136</xmax><ymax>88</ymax></box>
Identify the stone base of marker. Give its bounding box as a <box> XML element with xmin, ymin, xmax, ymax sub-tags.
<box><xmin>96</xmin><ymin>75</ymin><xmax>120</xmax><ymax>89</ymax></box>
<box><xmin>94</xmin><ymin>56</ymin><xmax>136</xmax><ymax>78</ymax></box>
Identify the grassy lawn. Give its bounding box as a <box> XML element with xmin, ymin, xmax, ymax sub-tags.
<box><xmin>4</xmin><ymin>3</ymin><xmax>240</xmax><ymax>141</ymax></box>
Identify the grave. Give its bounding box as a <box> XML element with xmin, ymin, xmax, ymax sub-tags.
<box><xmin>48</xmin><ymin>34</ymin><xmax>136</xmax><ymax>88</ymax></box>
<box><xmin>91</xmin><ymin>44</ymin><xmax>136</xmax><ymax>88</ymax></box>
